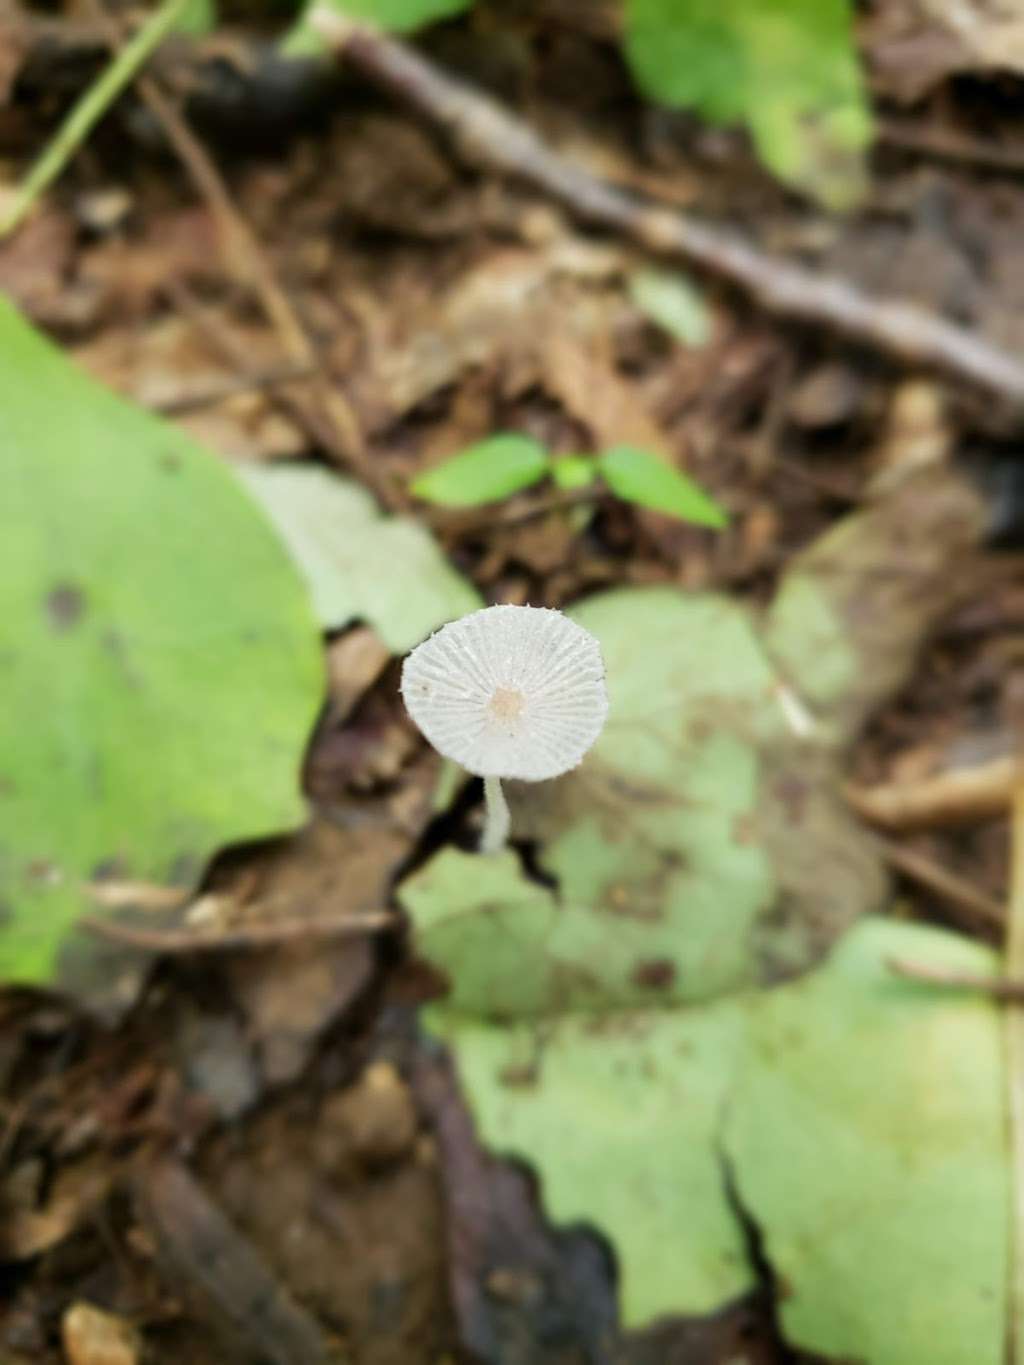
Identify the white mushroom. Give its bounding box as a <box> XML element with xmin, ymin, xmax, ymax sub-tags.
<box><xmin>401</xmin><ymin>604</ymin><xmax>609</xmax><ymax>852</ymax></box>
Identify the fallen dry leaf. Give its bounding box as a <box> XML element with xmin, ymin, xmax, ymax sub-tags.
<box><xmin>62</xmin><ymin>1302</ymin><xmax>141</xmax><ymax>1365</ymax></box>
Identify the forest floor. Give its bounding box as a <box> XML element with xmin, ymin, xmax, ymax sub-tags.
<box><xmin>1</xmin><ymin>3</ymin><xmax>1022</xmax><ymax>1362</ymax></box>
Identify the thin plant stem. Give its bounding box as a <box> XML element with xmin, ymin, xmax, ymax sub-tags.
<box><xmin>0</xmin><ymin>0</ymin><xmax>188</xmax><ymax>238</ymax></box>
<box><xmin>1005</xmin><ymin>784</ymin><xmax>1024</xmax><ymax>1364</ymax></box>
<box><xmin>481</xmin><ymin>776</ymin><xmax>510</xmax><ymax>854</ymax></box>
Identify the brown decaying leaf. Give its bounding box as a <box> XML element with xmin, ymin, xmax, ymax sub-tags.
<box><xmin>73</xmin><ymin>313</ymin><xmax>307</xmax><ymax>460</ymax></box>
<box><xmin>326</xmin><ymin>626</ymin><xmax>392</xmax><ymax>724</ymax></box>
<box><xmin>0</xmin><ymin>1156</ymin><xmax>111</xmax><ymax>1261</ymax></box>
<box><xmin>62</xmin><ymin>1301</ymin><xmax>141</xmax><ymax>1365</ymax></box>
<box><xmin>215</xmin><ymin>819</ymin><xmax>407</xmax><ymax>1085</ymax></box>
<box><xmin>202</xmin><ymin>1085</ymin><xmax>450</xmax><ymax>1364</ymax></box>
<box><xmin>410</xmin><ymin>1046</ymin><xmax>618</xmax><ymax>1364</ymax></box>
<box><xmin>848</xmin><ymin>754</ymin><xmax>1018</xmax><ymax>831</ymax></box>
<box><xmin>542</xmin><ymin>328</ymin><xmax>670</xmax><ymax>455</ymax></box>
<box><xmin>349</xmin><ymin>242</ymin><xmax>629</xmax><ymax>428</ymax></box>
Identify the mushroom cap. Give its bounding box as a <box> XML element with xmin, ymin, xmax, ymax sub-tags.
<box><xmin>401</xmin><ymin>604</ymin><xmax>608</xmax><ymax>781</ymax></box>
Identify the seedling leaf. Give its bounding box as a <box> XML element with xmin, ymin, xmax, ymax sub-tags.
<box><xmin>412</xmin><ymin>434</ymin><xmax>550</xmax><ymax>507</ymax></box>
<box><xmin>598</xmin><ymin>445</ymin><xmax>727</xmax><ymax>527</ymax></box>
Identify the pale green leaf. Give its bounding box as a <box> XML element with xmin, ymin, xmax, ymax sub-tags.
<box><xmin>430</xmin><ymin>997</ymin><xmax>751</xmax><ymax>1323</ymax></box>
<box><xmin>411</xmin><ymin>434</ymin><xmax>550</xmax><ymax>508</ymax></box>
<box><xmin>598</xmin><ymin>445</ymin><xmax>727</xmax><ymax>527</ymax></box>
<box><xmin>628</xmin><ymin>268</ymin><xmax>711</xmax><ymax>347</ymax></box>
<box><xmin>521</xmin><ymin>587</ymin><xmax>882</xmax><ymax>1006</ymax></box>
<box><xmin>237</xmin><ymin>462</ymin><xmax>481</xmax><ymax>652</ymax></box>
<box><xmin>623</xmin><ymin>0</ymin><xmax>872</xmax><ymax>207</ymax></box>
<box><xmin>0</xmin><ymin>296</ymin><xmax>323</xmax><ymax>991</ymax></box>
<box><xmin>726</xmin><ymin>917</ymin><xmax>1007</xmax><ymax>1365</ymax></box>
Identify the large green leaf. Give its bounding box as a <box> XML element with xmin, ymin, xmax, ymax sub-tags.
<box><xmin>406</xmin><ymin>860</ymin><xmax>1009</xmax><ymax>1348</ymax></box>
<box><xmin>725</xmin><ymin>917</ymin><xmax>1007</xmax><ymax>1364</ymax></box>
<box><xmin>401</xmin><ymin>580</ymin><xmax>886</xmax><ymax>1052</ymax></box>
<box><xmin>623</xmin><ymin>0</ymin><xmax>872</xmax><ymax>207</ymax></box>
<box><xmin>238</xmin><ymin>462</ymin><xmax>481</xmax><ymax>652</ymax></box>
<box><xmin>512</xmin><ymin>586</ymin><xmax>884</xmax><ymax>1006</ymax></box>
<box><xmin>0</xmin><ymin>296</ymin><xmax>323</xmax><ymax>990</ymax></box>
<box><xmin>403</xmin><ymin>848</ymin><xmax>754</xmax><ymax>1319</ymax></box>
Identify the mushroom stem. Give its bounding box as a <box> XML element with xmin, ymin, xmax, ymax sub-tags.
<box><xmin>481</xmin><ymin>776</ymin><xmax>511</xmax><ymax>853</ymax></box>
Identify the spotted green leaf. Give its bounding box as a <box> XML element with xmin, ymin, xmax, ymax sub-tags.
<box><xmin>0</xmin><ymin>296</ymin><xmax>323</xmax><ymax>994</ymax></box>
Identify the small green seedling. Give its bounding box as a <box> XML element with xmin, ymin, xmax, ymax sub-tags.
<box><xmin>411</xmin><ymin>434</ymin><xmax>727</xmax><ymax>529</ymax></box>
<box><xmin>401</xmin><ymin>604</ymin><xmax>608</xmax><ymax>853</ymax></box>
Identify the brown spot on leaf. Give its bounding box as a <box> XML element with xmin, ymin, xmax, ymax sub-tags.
<box><xmin>24</xmin><ymin>859</ymin><xmax>60</xmax><ymax>885</ymax></box>
<box><xmin>601</xmin><ymin>879</ymin><xmax>665</xmax><ymax>922</ymax></box>
<box><xmin>631</xmin><ymin>958</ymin><xmax>677</xmax><ymax>990</ymax></box>
<box><xmin>732</xmin><ymin>811</ymin><xmax>758</xmax><ymax>846</ymax></box>
<box><xmin>773</xmin><ymin>773</ymin><xmax>809</xmax><ymax>825</ymax></box>
<box><xmin>498</xmin><ymin>1062</ymin><xmax>539</xmax><ymax>1089</ymax></box>
<box><xmin>45</xmin><ymin>583</ymin><xmax>85</xmax><ymax>632</ymax></box>
<box><xmin>91</xmin><ymin>857</ymin><xmax>126</xmax><ymax>882</ymax></box>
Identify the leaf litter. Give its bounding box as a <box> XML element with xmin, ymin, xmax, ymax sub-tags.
<box><xmin>1</xmin><ymin>4</ymin><xmax>1023</xmax><ymax>1362</ymax></box>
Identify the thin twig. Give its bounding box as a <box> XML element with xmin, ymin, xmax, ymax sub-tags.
<box><xmin>880</xmin><ymin>838</ymin><xmax>1004</xmax><ymax>928</ymax></box>
<box><xmin>84</xmin><ymin>878</ymin><xmax>190</xmax><ymax>911</ymax></box>
<box><xmin>82</xmin><ymin>0</ymin><xmax>375</xmax><ymax>494</ymax></box>
<box><xmin>847</xmin><ymin>755</ymin><xmax>1018</xmax><ymax>832</ymax></box>
<box><xmin>312</xmin><ymin>10</ymin><xmax>1024</xmax><ymax>412</ymax></box>
<box><xmin>427</xmin><ymin>485</ymin><xmax>600</xmax><ymax>535</ymax></box>
<box><xmin>888</xmin><ymin>957</ymin><xmax>1024</xmax><ymax>1000</ymax></box>
<box><xmin>1006</xmin><ymin>784</ymin><xmax>1024</xmax><ymax>1363</ymax></box>
<box><xmin>154</xmin><ymin>360</ymin><xmax>317</xmax><ymax>414</ymax></box>
<box><xmin>79</xmin><ymin>908</ymin><xmax>396</xmax><ymax>952</ymax></box>
<box><xmin>0</xmin><ymin>0</ymin><xmax>188</xmax><ymax>237</ymax></box>
<box><xmin>880</xmin><ymin>119</ymin><xmax>1024</xmax><ymax>175</ymax></box>
<box><xmin>163</xmin><ymin>278</ymin><xmax>346</xmax><ymax>459</ymax></box>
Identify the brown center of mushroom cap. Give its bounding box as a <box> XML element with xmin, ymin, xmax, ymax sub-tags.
<box><xmin>488</xmin><ymin>686</ymin><xmax>524</xmax><ymax>723</ymax></box>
